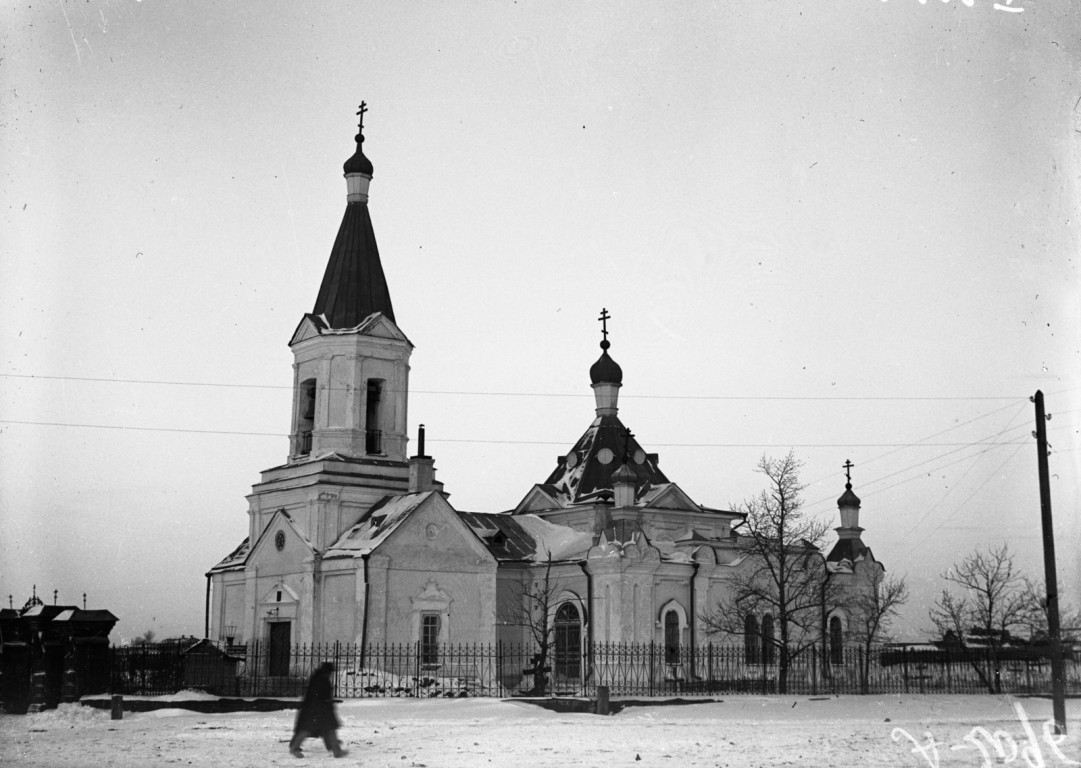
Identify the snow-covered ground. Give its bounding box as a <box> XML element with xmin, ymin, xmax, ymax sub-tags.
<box><xmin>2</xmin><ymin>694</ymin><xmax>1079</xmax><ymax>767</ymax></box>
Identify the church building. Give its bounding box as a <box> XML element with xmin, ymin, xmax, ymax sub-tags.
<box><xmin>206</xmin><ymin>111</ymin><xmax>882</xmax><ymax>670</ymax></box>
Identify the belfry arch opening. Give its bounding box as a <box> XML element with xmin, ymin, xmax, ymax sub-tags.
<box><xmin>297</xmin><ymin>378</ymin><xmax>317</xmax><ymax>455</ymax></box>
<box><xmin>365</xmin><ymin>379</ymin><xmax>384</xmax><ymax>454</ymax></box>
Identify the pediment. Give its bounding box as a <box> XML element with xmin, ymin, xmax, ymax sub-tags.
<box><xmin>288</xmin><ymin>312</ymin><xmax>412</xmax><ymax>347</ymax></box>
<box><xmin>259</xmin><ymin>582</ymin><xmax>299</xmax><ymax>605</ymax></box>
<box><xmin>642</xmin><ymin>483</ymin><xmax>701</xmax><ymax>512</ymax></box>
<box><xmin>289</xmin><ymin>314</ymin><xmax>327</xmax><ymax>346</ymax></box>
<box><xmin>513</xmin><ymin>485</ymin><xmax>563</xmax><ymax>514</ymax></box>
<box><xmin>355</xmin><ymin>312</ymin><xmax>411</xmax><ymax>343</ymax></box>
<box><xmin>250</xmin><ymin>508</ymin><xmax>314</xmax><ymax>562</ymax></box>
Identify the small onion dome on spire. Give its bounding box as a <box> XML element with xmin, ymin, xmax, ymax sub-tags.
<box><xmin>590</xmin><ymin>309</ymin><xmax>622</xmax><ymax>416</ymax></box>
<box><xmin>343</xmin><ymin>101</ymin><xmax>374</xmax><ymax>177</ymax></box>
<box><xmin>612</xmin><ymin>461</ymin><xmax>636</xmax><ymax>485</ymax></box>
<box><xmin>589</xmin><ymin>307</ymin><xmax>622</xmax><ymax>385</ymax></box>
<box><xmin>589</xmin><ymin>344</ymin><xmax>623</xmax><ymax>385</ymax></box>
<box><xmin>837</xmin><ymin>482</ymin><xmax>861</xmax><ymax>509</ymax></box>
<box><xmin>836</xmin><ymin>459</ymin><xmax>862</xmax><ymax>534</ymax></box>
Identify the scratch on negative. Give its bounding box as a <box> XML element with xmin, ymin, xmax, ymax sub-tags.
<box><xmin>58</xmin><ymin>1</ymin><xmax>81</xmax><ymax>64</ymax></box>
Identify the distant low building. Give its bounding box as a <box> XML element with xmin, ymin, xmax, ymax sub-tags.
<box><xmin>0</xmin><ymin>590</ymin><xmax>117</xmax><ymax>713</ymax></box>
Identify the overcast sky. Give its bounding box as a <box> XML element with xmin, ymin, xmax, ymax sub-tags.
<box><xmin>2</xmin><ymin>1</ymin><xmax>1078</xmax><ymax>643</ymax></box>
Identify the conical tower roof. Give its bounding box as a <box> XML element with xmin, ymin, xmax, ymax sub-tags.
<box><xmin>312</xmin><ymin>104</ymin><xmax>395</xmax><ymax>328</ymax></box>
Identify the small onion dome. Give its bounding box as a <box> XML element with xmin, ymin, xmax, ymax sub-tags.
<box><xmin>837</xmin><ymin>483</ymin><xmax>861</xmax><ymax>508</ymax></box>
<box><xmin>343</xmin><ymin>132</ymin><xmax>374</xmax><ymax>176</ymax></box>
<box><xmin>612</xmin><ymin>461</ymin><xmax>636</xmax><ymax>485</ymax></box>
<box><xmin>589</xmin><ymin>343</ymin><xmax>623</xmax><ymax>385</ymax></box>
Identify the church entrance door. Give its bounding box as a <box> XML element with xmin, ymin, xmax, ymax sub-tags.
<box><xmin>268</xmin><ymin>622</ymin><xmax>291</xmax><ymax>677</ymax></box>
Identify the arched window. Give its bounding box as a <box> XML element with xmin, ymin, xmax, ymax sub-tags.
<box><xmin>553</xmin><ymin>603</ymin><xmax>581</xmax><ymax>680</ymax></box>
<box><xmin>761</xmin><ymin>614</ymin><xmax>775</xmax><ymax>665</ymax></box>
<box><xmin>664</xmin><ymin>610</ymin><xmax>681</xmax><ymax>665</ymax></box>
<box><xmin>744</xmin><ymin>614</ymin><xmax>760</xmax><ymax>664</ymax></box>
<box><xmin>829</xmin><ymin>615</ymin><xmax>844</xmax><ymax>665</ymax></box>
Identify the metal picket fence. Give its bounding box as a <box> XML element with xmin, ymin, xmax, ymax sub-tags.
<box><xmin>108</xmin><ymin>641</ymin><xmax>1081</xmax><ymax>699</ymax></box>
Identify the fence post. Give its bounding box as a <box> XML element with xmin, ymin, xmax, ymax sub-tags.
<box><xmin>902</xmin><ymin>645</ymin><xmax>909</xmax><ymax>694</ymax></box>
<box><xmin>946</xmin><ymin>646</ymin><xmax>952</xmax><ymax>694</ymax></box>
<box><xmin>649</xmin><ymin>642</ymin><xmax>654</xmax><ymax>698</ymax></box>
<box><xmin>334</xmin><ymin>641</ymin><xmax>340</xmax><ymax>697</ymax></box>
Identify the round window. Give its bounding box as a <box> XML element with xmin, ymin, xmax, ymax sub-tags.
<box><xmin>275</xmin><ymin>530</ymin><xmax>286</xmax><ymax>551</ymax></box>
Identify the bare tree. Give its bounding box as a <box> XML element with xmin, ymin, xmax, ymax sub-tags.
<box><xmin>928</xmin><ymin>543</ymin><xmax>1032</xmax><ymax>693</ymax></box>
<box><xmin>1018</xmin><ymin>576</ymin><xmax>1081</xmax><ymax>644</ymax></box>
<box><xmin>846</xmin><ymin>570</ymin><xmax>908</xmax><ymax>694</ymax></box>
<box><xmin>498</xmin><ymin>554</ymin><xmax>561</xmax><ymax>696</ymax></box>
<box><xmin>703</xmin><ymin>452</ymin><xmax>838</xmax><ymax>694</ymax></box>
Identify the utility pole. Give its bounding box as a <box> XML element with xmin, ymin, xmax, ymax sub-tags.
<box><xmin>1032</xmin><ymin>390</ymin><xmax>1066</xmax><ymax>735</ymax></box>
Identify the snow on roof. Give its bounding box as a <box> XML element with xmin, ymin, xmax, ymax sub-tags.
<box><xmin>532</xmin><ymin>414</ymin><xmax>669</xmax><ymax>508</ymax></box>
<box><xmin>324</xmin><ymin>492</ymin><xmax>436</xmax><ymax>558</ymax></box>
<box><xmin>513</xmin><ymin>515</ymin><xmax>592</xmax><ymax>561</ymax></box>
<box><xmin>458</xmin><ymin>512</ymin><xmax>592</xmax><ymax>562</ymax></box>
<box><xmin>208</xmin><ymin>537</ymin><xmax>250</xmax><ymax>573</ymax></box>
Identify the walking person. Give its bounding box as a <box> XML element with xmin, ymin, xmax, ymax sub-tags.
<box><xmin>289</xmin><ymin>662</ymin><xmax>348</xmax><ymax>758</ymax></box>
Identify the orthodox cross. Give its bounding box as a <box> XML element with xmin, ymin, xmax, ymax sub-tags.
<box><xmin>356</xmin><ymin>101</ymin><xmax>368</xmax><ymax>133</ymax></box>
<box><xmin>843</xmin><ymin>459</ymin><xmax>854</xmax><ymax>484</ymax></box>
<box><xmin>598</xmin><ymin>307</ymin><xmax>611</xmax><ymax>343</ymax></box>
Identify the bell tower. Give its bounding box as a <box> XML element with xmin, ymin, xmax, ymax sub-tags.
<box><xmin>287</xmin><ymin>102</ymin><xmax>411</xmax><ymax>463</ymax></box>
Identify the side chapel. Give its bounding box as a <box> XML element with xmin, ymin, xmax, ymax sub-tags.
<box><xmin>206</xmin><ymin>110</ymin><xmax>883</xmax><ymax>668</ymax></box>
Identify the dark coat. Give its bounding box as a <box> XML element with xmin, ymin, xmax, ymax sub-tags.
<box><xmin>294</xmin><ymin>667</ymin><xmax>340</xmax><ymax>735</ymax></box>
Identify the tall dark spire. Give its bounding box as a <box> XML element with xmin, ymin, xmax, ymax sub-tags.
<box><xmin>312</xmin><ymin>106</ymin><xmax>395</xmax><ymax>327</ymax></box>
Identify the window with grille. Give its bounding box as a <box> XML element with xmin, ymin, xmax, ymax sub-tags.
<box><xmin>744</xmin><ymin>614</ymin><xmax>760</xmax><ymax>664</ymax></box>
<box><xmin>420</xmin><ymin>613</ymin><xmax>440</xmax><ymax>666</ymax></box>
<box><xmin>829</xmin><ymin>616</ymin><xmax>844</xmax><ymax>665</ymax></box>
<box><xmin>664</xmin><ymin>610</ymin><xmax>680</xmax><ymax>665</ymax></box>
<box><xmin>761</xmin><ymin>614</ymin><xmax>775</xmax><ymax>665</ymax></box>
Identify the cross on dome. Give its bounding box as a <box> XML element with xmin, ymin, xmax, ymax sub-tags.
<box><xmin>843</xmin><ymin>458</ymin><xmax>854</xmax><ymax>487</ymax></box>
<box><xmin>598</xmin><ymin>307</ymin><xmax>611</xmax><ymax>350</ymax></box>
<box><xmin>356</xmin><ymin>101</ymin><xmax>368</xmax><ymax>135</ymax></box>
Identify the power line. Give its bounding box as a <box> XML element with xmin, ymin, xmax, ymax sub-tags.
<box><xmin>0</xmin><ymin>419</ymin><xmax>1035</xmax><ymax>447</ymax></box>
<box><xmin>0</xmin><ymin>420</ymin><xmax>281</xmax><ymax>437</ymax></box>
<box><xmin>896</xmin><ymin>442</ymin><xmax>1028</xmax><ymax>559</ymax></box>
<box><xmin>802</xmin><ymin>405</ymin><xmax>1032</xmax><ymax>511</ymax></box>
<box><xmin>0</xmin><ymin>373</ymin><xmax>1030</xmax><ymax>402</ymax></box>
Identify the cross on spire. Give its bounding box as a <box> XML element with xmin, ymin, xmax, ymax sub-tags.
<box><xmin>356</xmin><ymin>102</ymin><xmax>368</xmax><ymax>134</ymax></box>
<box><xmin>843</xmin><ymin>459</ymin><xmax>854</xmax><ymax>485</ymax></box>
<box><xmin>598</xmin><ymin>307</ymin><xmax>611</xmax><ymax>350</ymax></box>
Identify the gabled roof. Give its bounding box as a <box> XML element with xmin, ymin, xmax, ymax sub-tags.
<box><xmin>312</xmin><ymin>197</ymin><xmax>395</xmax><ymax>328</ymax></box>
<box><xmin>324</xmin><ymin>491</ymin><xmax>436</xmax><ymax>558</ymax></box>
<box><xmin>638</xmin><ymin>483</ymin><xmax>701</xmax><ymax>512</ymax></box>
<box><xmin>458</xmin><ymin>512</ymin><xmax>592</xmax><ymax>562</ymax></box>
<box><xmin>289</xmin><ymin>311</ymin><xmax>412</xmax><ymax>347</ymax></box>
<box><xmin>207</xmin><ymin>537</ymin><xmax>250</xmax><ymax>574</ymax></box>
<box><xmin>526</xmin><ymin>414</ymin><xmax>669</xmax><ymax>508</ymax></box>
